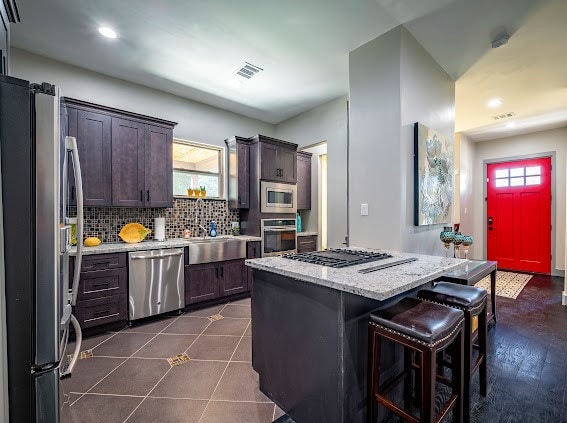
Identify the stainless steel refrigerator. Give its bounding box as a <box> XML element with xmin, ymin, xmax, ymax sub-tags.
<box><xmin>0</xmin><ymin>75</ymin><xmax>85</xmax><ymax>422</ymax></box>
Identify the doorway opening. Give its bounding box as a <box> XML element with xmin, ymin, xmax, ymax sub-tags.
<box><xmin>486</xmin><ymin>156</ymin><xmax>552</xmax><ymax>274</ymax></box>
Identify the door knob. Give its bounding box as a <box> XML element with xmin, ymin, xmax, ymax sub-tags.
<box><xmin>488</xmin><ymin>217</ymin><xmax>493</xmax><ymax>225</ymax></box>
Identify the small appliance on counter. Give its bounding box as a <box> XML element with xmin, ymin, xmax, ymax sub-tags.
<box><xmin>154</xmin><ymin>217</ymin><xmax>166</xmax><ymax>241</ymax></box>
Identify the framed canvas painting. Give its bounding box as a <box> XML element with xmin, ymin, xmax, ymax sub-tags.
<box><xmin>414</xmin><ymin>122</ymin><xmax>453</xmax><ymax>226</ymax></box>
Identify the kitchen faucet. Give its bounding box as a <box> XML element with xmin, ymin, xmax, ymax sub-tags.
<box><xmin>194</xmin><ymin>197</ymin><xmax>207</xmax><ymax>238</ymax></box>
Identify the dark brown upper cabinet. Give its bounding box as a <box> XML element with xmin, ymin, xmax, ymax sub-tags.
<box><xmin>297</xmin><ymin>151</ymin><xmax>312</xmax><ymax>210</ymax></box>
<box><xmin>67</xmin><ymin>107</ymin><xmax>112</xmax><ymax>206</ymax></box>
<box><xmin>65</xmin><ymin>98</ymin><xmax>176</xmax><ymax>208</ymax></box>
<box><xmin>144</xmin><ymin>124</ymin><xmax>173</xmax><ymax>207</ymax></box>
<box><xmin>225</xmin><ymin>136</ymin><xmax>250</xmax><ymax>209</ymax></box>
<box><xmin>111</xmin><ymin>118</ymin><xmax>146</xmax><ymax>207</ymax></box>
<box><xmin>256</xmin><ymin>135</ymin><xmax>297</xmax><ymax>183</ymax></box>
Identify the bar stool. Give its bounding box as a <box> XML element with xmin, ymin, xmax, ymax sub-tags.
<box><xmin>368</xmin><ymin>297</ymin><xmax>465</xmax><ymax>423</ymax></box>
<box><xmin>418</xmin><ymin>282</ymin><xmax>488</xmax><ymax>423</ymax></box>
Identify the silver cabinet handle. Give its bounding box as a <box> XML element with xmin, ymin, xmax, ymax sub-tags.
<box><xmin>131</xmin><ymin>252</ymin><xmax>183</xmax><ymax>260</ymax></box>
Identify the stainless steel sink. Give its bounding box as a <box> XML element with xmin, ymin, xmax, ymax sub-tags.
<box><xmin>187</xmin><ymin>238</ymin><xmax>246</xmax><ymax>264</ymax></box>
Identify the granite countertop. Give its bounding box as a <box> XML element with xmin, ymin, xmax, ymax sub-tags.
<box><xmin>246</xmin><ymin>248</ymin><xmax>465</xmax><ymax>301</ymax></box>
<box><xmin>297</xmin><ymin>231</ymin><xmax>318</xmax><ymax>237</ymax></box>
<box><xmin>70</xmin><ymin>235</ymin><xmax>262</xmax><ymax>256</ymax></box>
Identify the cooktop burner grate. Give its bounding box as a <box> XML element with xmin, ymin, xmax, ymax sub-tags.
<box><xmin>284</xmin><ymin>249</ymin><xmax>393</xmax><ymax>268</ymax></box>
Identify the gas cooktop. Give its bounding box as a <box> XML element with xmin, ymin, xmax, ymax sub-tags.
<box><xmin>284</xmin><ymin>249</ymin><xmax>393</xmax><ymax>268</ymax></box>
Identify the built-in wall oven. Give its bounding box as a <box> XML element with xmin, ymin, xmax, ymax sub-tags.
<box><xmin>261</xmin><ymin>219</ymin><xmax>297</xmax><ymax>257</ymax></box>
<box><xmin>261</xmin><ymin>181</ymin><xmax>297</xmax><ymax>214</ymax></box>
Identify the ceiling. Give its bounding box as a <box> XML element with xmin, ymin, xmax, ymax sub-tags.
<box><xmin>11</xmin><ymin>0</ymin><xmax>563</xmax><ymax>136</ymax></box>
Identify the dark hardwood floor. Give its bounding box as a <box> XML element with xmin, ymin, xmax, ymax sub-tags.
<box><xmin>469</xmin><ymin>274</ymin><xmax>567</xmax><ymax>423</ymax></box>
<box><xmin>274</xmin><ymin>274</ymin><xmax>567</xmax><ymax>423</ymax></box>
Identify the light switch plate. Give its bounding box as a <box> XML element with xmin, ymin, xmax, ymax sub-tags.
<box><xmin>360</xmin><ymin>203</ymin><xmax>369</xmax><ymax>216</ymax></box>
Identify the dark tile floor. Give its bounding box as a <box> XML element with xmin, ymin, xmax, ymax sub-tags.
<box><xmin>61</xmin><ymin>297</ymin><xmax>285</xmax><ymax>423</ymax></box>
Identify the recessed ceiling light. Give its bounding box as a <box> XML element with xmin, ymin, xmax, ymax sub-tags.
<box><xmin>506</xmin><ymin>122</ymin><xmax>516</xmax><ymax>128</ymax></box>
<box><xmin>488</xmin><ymin>98</ymin><xmax>502</xmax><ymax>108</ymax></box>
<box><xmin>98</xmin><ymin>27</ymin><xmax>117</xmax><ymax>39</ymax></box>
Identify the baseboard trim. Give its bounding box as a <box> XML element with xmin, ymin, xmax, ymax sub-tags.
<box><xmin>562</xmin><ymin>292</ymin><xmax>567</xmax><ymax>306</ymax></box>
<box><xmin>552</xmin><ymin>269</ymin><xmax>565</xmax><ymax>277</ymax></box>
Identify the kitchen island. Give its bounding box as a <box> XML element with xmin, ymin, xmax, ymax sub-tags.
<box><xmin>246</xmin><ymin>250</ymin><xmax>464</xmax><ymax>423</ymax></box>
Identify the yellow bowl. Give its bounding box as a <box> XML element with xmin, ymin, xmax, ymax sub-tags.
<box><xmin>119</xmin><ymin>223</ymin><xmax>151</xmax><ymax>243</ymax></box>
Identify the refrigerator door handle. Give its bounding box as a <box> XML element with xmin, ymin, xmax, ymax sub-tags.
<box><xmin>66</xmin><ymin>136</ymin><xmax>83</xmax><ymax>306</ymax></box>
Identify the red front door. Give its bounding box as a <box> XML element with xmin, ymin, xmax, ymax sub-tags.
<box><xmin>486</xmin><ymin>157</ymin><xmax>551</xmax><ymax>273</ymax></box>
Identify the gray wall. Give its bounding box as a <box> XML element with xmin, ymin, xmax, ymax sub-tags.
<box><xmin>348</xmin><ymin>26</ymin><xmax>455</xmax><ymax>254</ymax></box>
<box><xmin>349</xmin><ymin>27</ymin><xmax>403</xmax><ymax>250</ymax></box>
<box><xmin>399</xmin><ymin>28</ymin><xmax>455</xmax><ymax>254</ymax></box>
<box><xmin>473</xmin><ymin>126</ymin><xmax>567</xmax><ymax>273</ymax></box>
<box><xmin>275</xmin><ymin>97</ymin><xmax>348</xmax><ymax>248</ymax></box>
<box><xmin>11</xmin><ymin>48</ymin><xmax>275</xmax><ymax>148</ymax></box>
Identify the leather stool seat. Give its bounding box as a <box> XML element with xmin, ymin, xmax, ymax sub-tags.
<box><xmin>369</xmin><ymin>297</ymin><xmax>464</xmax><ymax>345</ymax></box>
<box><xmin>418</xmin><ymin>282</ymin><xmax>487</xmax><ymax>311</ymax></box>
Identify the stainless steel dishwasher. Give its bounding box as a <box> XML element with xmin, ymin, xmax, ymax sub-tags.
<box><xmin>128</xmin><ymin>248</ymin><xmax>184</xmax><ymax>321</ymax></box>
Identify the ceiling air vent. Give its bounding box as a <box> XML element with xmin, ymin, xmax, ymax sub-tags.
<box><xmin>491</xmin><ymin>112</ymin><xmax>516</xmax><ymax>120</ymax></box>
<box><xmin>235</xmin><ymin>62</ymin><xmax>263</xmax><ymax>80</ymax></box>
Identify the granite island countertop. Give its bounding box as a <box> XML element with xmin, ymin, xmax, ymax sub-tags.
<box><xmin>70</xmin><ymin>235</ymin><xmax>262</xmax><ymax>256</ymax></box>
<box><xmin>246</xmin><ymin>249</ymin><xmax>465</xmax><ymax>301</ymax></box>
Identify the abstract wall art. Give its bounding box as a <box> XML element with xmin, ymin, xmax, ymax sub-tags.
<box><xmin>414</xmin><ymin>122</ymin><xmax>453</xmax><ymax>226</ymax></box>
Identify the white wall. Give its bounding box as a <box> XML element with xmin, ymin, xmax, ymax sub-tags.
<box><xmin>275</xmin><ymin>97</ymin><xmax>348</xmax><ymax>248</ymax></box>
<box><xmin>399</xmin><ymin>28</ymin><xmax>455</xmax><ymax>255</ymax></box>
<box><xmin>473</xmin><ymin>126</ymin><xmax>567</xmax><ymax>274</ymax></box>
<box><xmin>457</xmin><ymin>133</ymin><xmax>476</xmax><ymax>256</ymax></box>
<box><xmin>349</xmin><ymin>27</ymin><xmax>403</xmax><ymax>250</ymax></box>
<box><xmin>348</xmin><ymin>26</ymin><xmax>455</xmax><ymax>254</ymax></box>
<box><xmin>11</xmin><ymin>48</ymin><xmax>275</xmax><ymax>148</ymax></box>
<box><xmin>300</xmin><ymin>144</ymin><xmax>327</xmax><ymax>249</ymax></box>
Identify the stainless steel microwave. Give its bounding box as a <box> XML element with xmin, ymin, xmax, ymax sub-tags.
<box><xmin>261</xmin><ymin>181</ymin><xmax>297</xmax><ymax>214</ymax></box>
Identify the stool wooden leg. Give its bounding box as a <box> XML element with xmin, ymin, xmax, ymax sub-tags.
<box><xmin>404</xmin><ymin>348</ymin><xmax>413</xmax><ymax>410</ymax></box>
<box><xmin>367</xmin><ymin>328</ymin><xmax>381</xmax><ymax>423</ymax></box>
<box><xmin>451</xmin><ymin>326</ymin><xmax>464</xmax><ymax>423</ymax></box>
<box><xmin>420</xmin><ymin>348</ymin><xmax>435</xmax><ymax>423</ymax></box>
<box><xmin>478</xmin><ymin>304</ymin><xmax>488</xmax><ymax>397</ymax></box>
<box><xmin>463</xmin><ymin>311</ymin><xmax>472</xmax><ymax>423</ymax></box>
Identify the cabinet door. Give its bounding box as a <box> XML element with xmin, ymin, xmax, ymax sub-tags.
<box><xmin>237</xmin><ymin>142</ymin><xmax>250</xmax><ymax>208</ymax></box>
<box><xmin>246</xmin><ymin>241</ymin><xmax>261</xmax><ymax>292</ymax></box>
<box><xmin>219</xmin><ymin>259</ymin><xmax>247</xmax><ymax>296</ymax></box>
<box><xmin>72</xmin><ymin>110</ymin><xmax>112</xmax><ymax>206</ymax></box>
<box><xmin>145</xmin><ymin>124</ymin><xmax>173</xmax><ymax>207</ymax></box>
<box><xmin>260</xmin><ymin>142</ymin><xmax>278</xmax><ymax>181</ymax></box>
<box><xmin>297</xmin><ymin>153</ymin><xmax>311</xmax><ymax>210</ymax></box>
<box><xmin>111</xmin><ymin>118</ymin><xmax>145</xmax><ymax>207</ymax></box>
<box><xmin>278</xmin><ymin>147</ymin><xmax>297</xmax><ymax>183</ymax></box>
<box><xmin>297</xmin><ymin>235</ymin><xmax>317</xmax><ymax>253</ymax></box>
<box><xmin>185</xmin><ymin>263</ymin><xmax>218</xmax><ymax>304</ymax></box>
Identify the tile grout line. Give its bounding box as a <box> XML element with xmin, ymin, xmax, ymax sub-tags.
<box><xmin>196</xmin><ymin>315</ymin><xmax>251</xmax><ymax>423</ymax></box>
<box><xmin>122</xmin><ymin>305</ymin><xmax>225</xmax><ymax>423</ymax></box>
<box><xmin>70</xmin><ymin>313</ymin><xmax>184</xmax><ymax>407</ymax></box>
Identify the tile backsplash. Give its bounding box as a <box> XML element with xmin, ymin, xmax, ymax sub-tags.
<box><xmin>71</xmin><ymin>198</ymin><xmax>239</xmax><ymax>243</ymax></box>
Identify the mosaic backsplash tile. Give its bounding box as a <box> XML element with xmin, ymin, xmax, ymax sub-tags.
<box><xmin>70</xmin><ymin>198</ymin><xmax>239</xmax><ymax>243</ymax></box>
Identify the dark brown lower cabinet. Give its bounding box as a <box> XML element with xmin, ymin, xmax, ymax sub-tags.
<box><xmin>185</xmin><ymin>262</ymin><xmax>219</xmax><ymax>304</ymax></box>
<box><xmin>219</xmin><ymin>259</ymin><xmax>247</xmax><ymax>296</ymax></box>
<box><xmin>185</xmin><ymin>259</ymin><xmax>247</xmax><ymax>305</ymax></box>
<box><xmin>72</xmin><ymin>254</ymin><xmax>128</xmax><ymax>329</ymax></box>
<box><xmin>246</xmin><ymin>241</ymin><xmax>261</xmax><ymax>291</ymax></box>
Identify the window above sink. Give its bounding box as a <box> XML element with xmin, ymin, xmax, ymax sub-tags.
<box><xmin>173</xmin><ymin>139</ymin><xmax>224</xmax><ymax>199</ymax></box>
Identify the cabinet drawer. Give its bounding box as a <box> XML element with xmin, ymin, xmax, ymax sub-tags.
<box><xmin>297</xmin><ymin>236</ymin><xmax>317</xmax><ymax>253</ymax></box>
<box><xmin>80</xmin><ymin>253</ymin><xmax>127</xmax><ymax>271</ymax></box>
<box><xmin>247</xmin><ymin>241</ymin><xmax>261</xmax><ymax>259</ymax></box>
<box><xmin>77</xmin><ymin>268</ymin><xmax>127</xmax><ymax>301</ymax></box>
<box><xmin>74</xmin><ymin>295</ymin><xmax>126</xmax><ymax>329</ymax></box>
